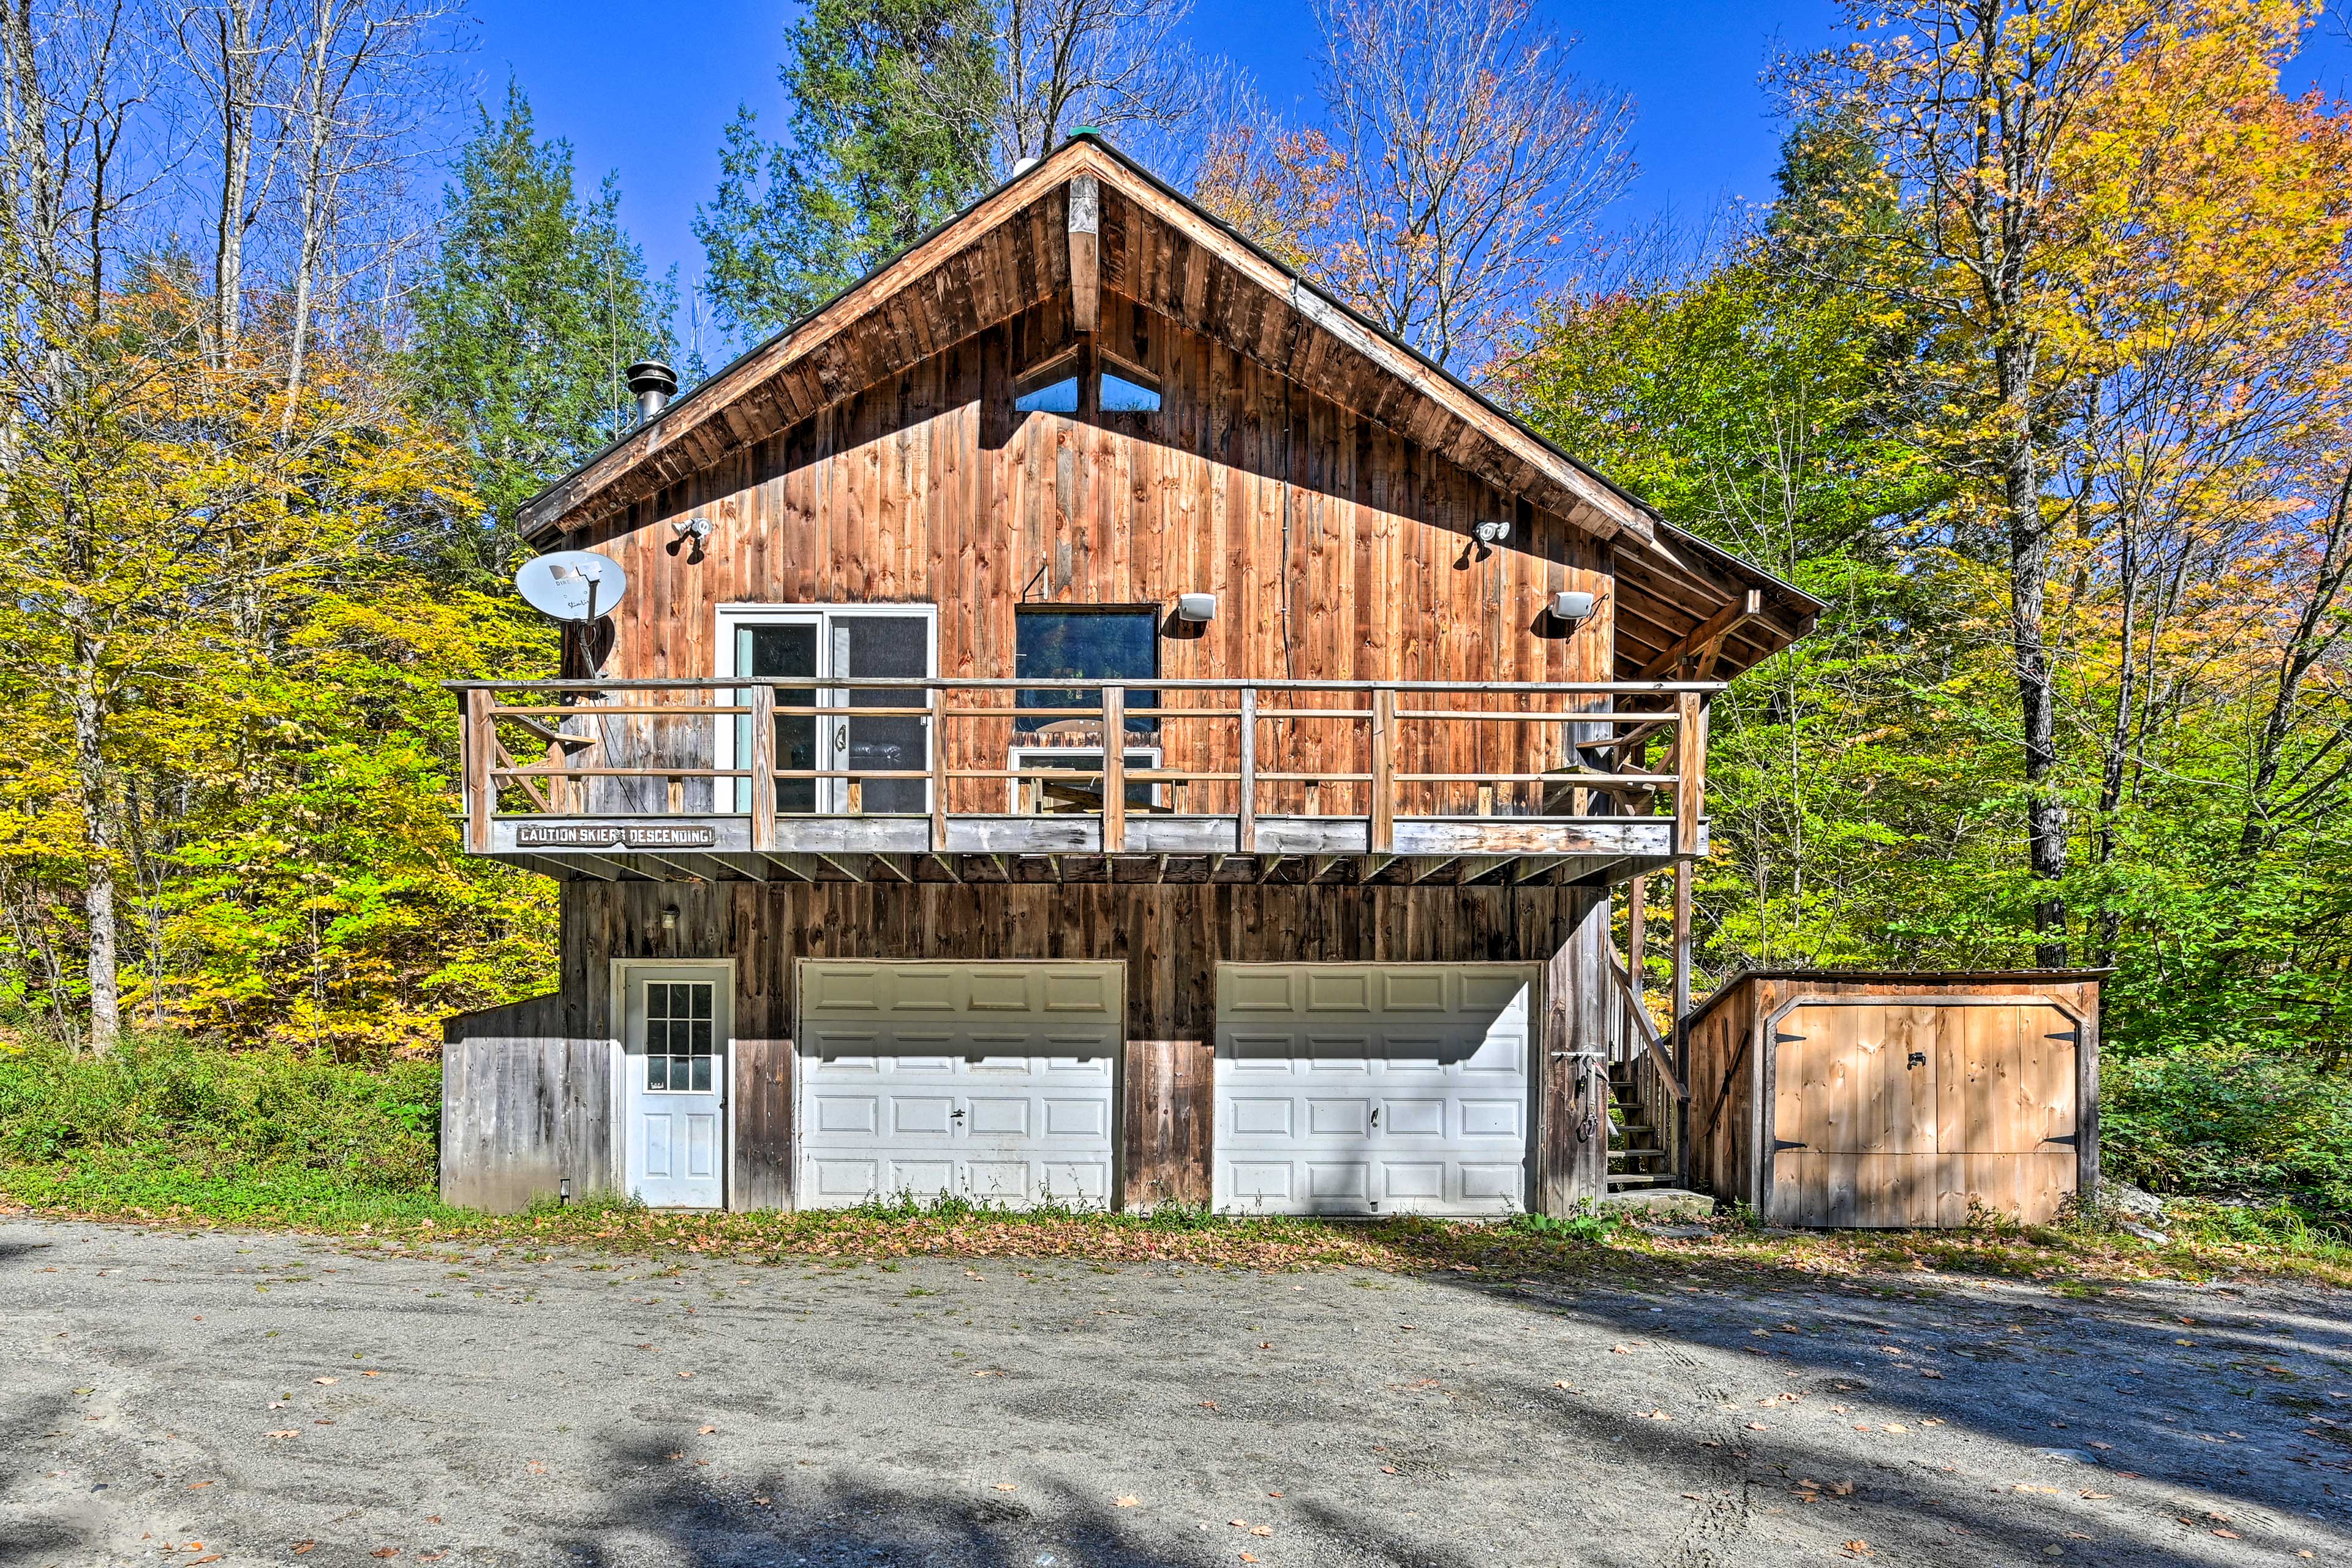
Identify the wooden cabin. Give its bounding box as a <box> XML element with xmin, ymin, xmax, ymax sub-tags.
<box><xmin>439</xmin><ymin>134</ymin><xmax>1820</xmax><ymax>1218</ymax></box>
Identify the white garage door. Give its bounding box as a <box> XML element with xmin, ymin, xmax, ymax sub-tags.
<box><xmin>1215</xmin><ymin>964</ymin><xmax>1534</xmax><ymax>1217</ymax></box>
<box><xmin>797</xmin><ymin>961</ymin><xmax>1121</xmax><ymax>1210</ymax></box>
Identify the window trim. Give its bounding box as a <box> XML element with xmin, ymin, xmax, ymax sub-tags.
<box><xmin>1013</xmin><ymin>351</ymin><xmax>1083</xmax><ymax>413</ymax></box>
<box><xmin>1097</xmin><ymin>349</ymin><xmax>1162</xmax><ymax>413</ymax></box>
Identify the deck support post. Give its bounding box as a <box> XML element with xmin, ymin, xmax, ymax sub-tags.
<box><xmin>1237</xmin><ymin>687</ymin><xmax>1257</xmax><ymax>852</ymax></box>
<box><xmin>748</xmin><ymin>685</ymin><xmax>776</xmax><ymax>851</ymax></box>
<box><xmin>929</xmin><ymin>686</ymin><xmax>951</xmax><ymax>851</ymax></box>
<box><xmin>464</xmin><ymin>688</ymin><xmax>494</xmax><ymax>852</ymax></box>
<box><xmin>1370</xmin><ymin>686</ymin><xmax>1396</xmax><ymax>852</ymax></box>
<box><xmin>1101</xmin><ymin>686</ymin><xmax>1125</xmax><ymax>852</ymax></box>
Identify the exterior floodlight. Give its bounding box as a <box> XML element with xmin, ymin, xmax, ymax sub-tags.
<box><xmin>1175</xmin><ymin>593</ymin><xmax>1216</xmax><ymax>624</ymax></box>
<box><xmin>671</xmin><ymin>516</ymin><xmax>712</xmax><ymax>543</ymax></box>
<box><xmin>1472</xmin><ymin>517</ymin><xmax>1512</xmax><ymax>548</ymax></box>
<box><xmin>1551</xmin><ymin>590</ymin><xmax>1597</xmax><ymax>625</ymax></box>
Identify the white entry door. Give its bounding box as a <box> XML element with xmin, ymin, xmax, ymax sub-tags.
<box><xmin>1214</xmin><ymin>964</ymin><xmax>1534</xmax><ymax>1218</ymax></box>
<box><xmin>797</xmin><ymin>961</ymin><xmax>1121</xmax><ymax>1209</ymax></box>
<box><xmin>622</xmin><ymin>967</ymin><xmax>731</xmax><ymax>1208</ymax></box>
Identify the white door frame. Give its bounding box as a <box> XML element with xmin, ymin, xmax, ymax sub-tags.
<box><xmin>715</xmin><ymin>603</ymin><xmax>939</xmax><ymax>814</ymax></box>
<box><xmin>609</xmin><ymin>959</ymin><xmax>737</xmax><ymax>1207</ymax></box>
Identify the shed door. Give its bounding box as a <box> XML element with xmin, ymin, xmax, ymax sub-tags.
<box><xmin>1770</xmin><ymin>1003</ymin><xmax>2077</xmax><ymax>1227</ymax></box>
<box><xmin>1213</xmin><ymin>964</ymin><xmax>1534</xmax><ymax>1218</ymax></box>
<box><xmin>622</xmin><ymin>969</ymin><xmax>731</xmax><ymax>1209</ymax></box>
<box><xmin>796</xmin><ymin>961</ymin><xmax>1120</xmax><ymax>1210</ymax></box>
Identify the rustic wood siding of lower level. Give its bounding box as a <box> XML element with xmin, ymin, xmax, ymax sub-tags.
<box><xmin>442</xmin><ymin>883</ymin><xmax>1617</xmax><ymax>1214</ymax></box>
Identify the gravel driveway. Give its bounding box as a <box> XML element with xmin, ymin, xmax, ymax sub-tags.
<box><xmin>4</xmin><ymin>1218</ymin><xmax>2348</xmax><ymax>1567</ymax></box>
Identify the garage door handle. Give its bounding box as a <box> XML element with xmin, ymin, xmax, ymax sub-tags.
<box><xmin>951</xmin><ymin>1108</ymin><xmax>965</xmax><ymax>1122</ymax></box>
<box><xmin>1370</xmin><ymin>1107</ymin><xmax>1380</xmax><ymax>1127</ymax></box>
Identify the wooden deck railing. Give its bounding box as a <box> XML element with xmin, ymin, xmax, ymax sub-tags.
<box><xmin>450</xmin><ymin>676</ymin><xmax>1718</xmax><ymax>860</ymax></box>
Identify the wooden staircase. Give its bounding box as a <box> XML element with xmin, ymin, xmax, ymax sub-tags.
<box><xmin>1606</xmin><ymin>1061</ymin><xmax>1676</xmax><ymax>1190</ymax></box>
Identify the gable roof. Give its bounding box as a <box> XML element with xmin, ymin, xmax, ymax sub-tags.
<box><xmin>518</xmin><ymin>133</ymin><xmax>1821</xmax><ymax>677</ymax></box>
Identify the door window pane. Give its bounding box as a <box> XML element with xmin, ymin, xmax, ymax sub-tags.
<box><xmin>839</xmin><ymin>615</ymin><xmax>930</xmax><ymax>813</ymax></box>
<box><xmin>644</xmin><ymin>981</ymin><xmax>717</xmax><ymax>1094</ymax></box>
<box><xmin>1016</xmin><ymin>609</ymin><xmax>1158</xmax><ymax>736</ymax></box>
<box><xmin>741</xmin><ymin>624</ymin><xmax>819</xmax><ymax>814</ymax></box>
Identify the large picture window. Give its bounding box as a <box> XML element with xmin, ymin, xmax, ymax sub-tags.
<box><xmin>1016</xmin><ymin>606</ymin><xmax>1158</xmax><ymax>737</ymax></box>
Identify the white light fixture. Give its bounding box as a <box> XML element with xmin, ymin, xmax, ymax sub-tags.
<box><xmin>1175</xmin><ymin>592</ymin><xmax>1216</xmax><ymax>624</ymax></box>
<box><xmin>671</xmin><ymin>516</ymin><xmax>712</xmax><ymax>543</ymax></box>
<box><xmin>1551</xmin><ymin>590</ymin><xmax>1597</xmax><ymax>625</ymax></box>
<box><xmin>1472</xmin><ymin>517</ymin><xmax>1512</xmax><ymax>548</ymax></box>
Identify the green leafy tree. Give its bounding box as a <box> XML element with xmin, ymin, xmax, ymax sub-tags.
<box><xmin>695</xmin><ymin>0</ymin><xmax>998</xmax><ymax>339</ymax></box>
<box><xmin>410</xmin><ymin>81</ymin><xmax>674</xmax><ymax>583</ymax></box>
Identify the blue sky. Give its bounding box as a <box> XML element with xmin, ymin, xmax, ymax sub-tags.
<box><xmin>461</xmin><ymin>0</ymin><xmax>2352</xmax><ymax>307</ymax></box>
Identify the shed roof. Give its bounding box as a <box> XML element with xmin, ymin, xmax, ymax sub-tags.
<box><xmin>1683</xmin><ymin>968</ymin><xmax>2113</xmax><ymax>1031</ymax></box>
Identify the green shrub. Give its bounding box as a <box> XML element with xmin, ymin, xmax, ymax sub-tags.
<box><xmin>2103</xmin><ymin>1046</ymin><xmax>2352</xmax><ymax>1217</ymax></box>
<box><xmin>0</xmin><ymin>1031</ymin><xmax>439</xmax><ymax>1192</ymax></box>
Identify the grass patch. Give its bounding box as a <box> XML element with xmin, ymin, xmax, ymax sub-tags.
<box><xmin>3</xmin><ymin>1033</ymin><xmax>2347</xmax><ymax>1287</ymax></box>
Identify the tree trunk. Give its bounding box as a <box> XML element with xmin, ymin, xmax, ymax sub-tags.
<box><xmin>68</xmin><ymin>619</ymin><xmax>119</xmax><ymax>1053</ymax></box>
<box><xmin>1996</xmin><ymin>336</ymin><xmax>2068</xmax><ymax>968</ymax></box>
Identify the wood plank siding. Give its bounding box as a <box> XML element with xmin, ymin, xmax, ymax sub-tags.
<box><xmin>442</xmin><ymin>881</ymin><xmax>1613</xmax><ymax>1215</ymax></box>
<box><xmin>548</xmin><ymin>291</ymin><xmax>1618</xmax><ymax>820</ymax></box>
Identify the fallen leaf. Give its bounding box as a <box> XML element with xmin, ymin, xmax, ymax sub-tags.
<box><xmin>2080</xmin><ymin>1491</ymin><xmax>2111</xmax><ymax>1500</ymax></box>
<box><xmin>266</xmin><ymin>1430</ymin><xmax>300</xmax><ymax>1439</ymax></box>
<box><xmin>371</xmin><ymin>1553</ymin><xmax>399</xmax><ymax>1561</ymax></box>
<box><xmin>1250</xmin><ymin>1526</ymin><xmax>1273</xmax><ymax>1537</ymax></box>
<box><xmin>1267</xmin><ymin>1491</ymin><xmax>1283</xmax><ymax>1498</ymax></box>
<box><xmin>1841</xmin><ymin>1544</ymin><xmax>1872</xmax><ymax>1559</ymax></box>
<box><xmin>1746</xmin><ymin>1422</ymin><xmax>1768</xmax><ymax>1431</ymax></box>
<box><xmin>1229</xmin><ymin>1519</ymin><xmax>1246</xmax><ymax>1527</ymax></box>
<box><xmin>1241</xmin><ymin>1556</ymin><xmax>1258</xmax><ymax>1564</ymax></box>
<box><xmin>995</xmin><ymin>1483</ymin><xmax>1019</xmax><ymax>1493</ymax></box>
<box><xmin>753</xmin><ymin>1497</ymin><xmax>771</xmax><ymax>1506</ymax></box>
<box><xmin>291</xmin><ymin>1545</ymin><xmax>315</xmax><ymax>1556</ymax></box>
<box><xmin>2087</xmin><ymin>1441</ymin><xmax>2112</xmax><ymax>1450</ymax></box>
<box><xmin>1920</xmin><ymin>1370</ymin><xmax>1943</xmax><ymax>1379</ymax></box>
<box><xmin>420</xmin><ymin>1556</ymin><xmax>447</xmax><ymax>1563</ymax></box>
<box><xmin>1833</xmin><ymin>1482</ymin><xmax>1854</xmax><ymax>1497</ymax></box>
<box><xmin>1381</xmin><ymin>1465</ymin><xmax>1399</xmax><ymax>1474</ymax></box>
<box><xmin>677</xmin><ymin>1371</ymin><xmax>695</xmax><ymax>1379</ymax></box>
<box><xmin>698</xmin><ymin>1425</ymin><xmax>717</xmax><ymax>1434</ymax></box>
<box><xmin>187</xmin><ymin>1480</ymin><xmax>213</xmax><ymax>1489</ymax></box>
<box><xmin>314</xmin><ymin>1376</ymin><xmax>338</xmax><ymax>1385</ymax></box>
<box><xmin>1115</xmin><ymin>1496</ymin><xmax>1140</xmax><ymax>1507</ymax></box>
<box><xmin>189</xmin><ymin>1558</ymin><xmax>222</xmax><ymax>1566</ymax></box>
<box><xmin>362</xmin><ymin>1370</ymin><xmax>382</xmax><ymax>1378</ymax></box>
<box><xmin>1257</xmin><ymin>1341</ymin><xmax>1272</xmax><ymax>1349</ymax></box>
<box><xmin>2213</xmin><ymin>1529</ymin><xmax>2239</xmax><ymax>1539</ymax></box>
<box><xmin>526</xmin><ymin>1461</ymin><xmax>547</xmax><ymax>1475</ymax></box>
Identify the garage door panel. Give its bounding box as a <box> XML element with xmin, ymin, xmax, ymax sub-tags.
<box><xmin>1041</xmin><ymin>1096</ymin><xmax>1108</xmax><ymax>1137</ymax></box>
<box><xmin>1306</xmin><ymin>1162</ymin><xmax>1371</xmax><ymax>1204</ymax></box>
<box><xmin>1229</xmin><ymin>1097</ymin><xmax>1293</xmax><ymax>1137</ymax></box>
<box><xmin>1308</xmin><ymin>1098</ymin><xmax>1369</xmax><ymax>1136</ymax></box>
<box><xmin>811</xmin><ymin>1093</ymin><xmax>880</xmax><ymax>1134</ymax></box>
<box><xmin>1460</xmin><ymin>1099</ymin><xmax>1522</xmax><ymax>1138</ymax></box>
<box><xmin>797</xmin><ymin>962</ymin><xmax>1121</xmax><ymax>1211</ymax></box>
<box><xmin>1306</xmin><ymin>970</ymin><xmax>1376</xmax><ymax>1011</ymax></box>
<box><xmin>1215</xmin><ymin>965</ymin><xmax>1532</xmax><ymax>1218</ymax></box>
<box><xmin>1381</xmin><ymin>970</ymin><xmax>1450</xmax><ymax>1011</ymax></box>
<box><xmin>1224</xmin><ymin>970</ymin><xmax>1300</xmax><ymax>1013</ymax></box>
<box><xmin>1383</xmin><ymin>1099</ymin><xmax>1445</xmax><ymax>1137</ymax></box>
<box><xmin>1382</xmin><ymin>1162</ymin><xmax>1445</xmax><ymax>1201</ymax></box>
<box><xmin>888</xmin><ymin>1097</ymin><xmax>954</xmax><ymax>1136</ymax></box>
<box><xmin>1227</xmin><ymin>1161</ymin><xmax>1295</xmax><ymax>1205</ymax></box>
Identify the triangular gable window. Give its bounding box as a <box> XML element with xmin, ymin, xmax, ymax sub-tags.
<box><xmin>1014</xmin><ymin>353</ymin><xmax>1081</xmax><ymax>413</ymax></box>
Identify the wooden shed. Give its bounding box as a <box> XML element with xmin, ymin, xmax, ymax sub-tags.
<box><xmin>1683</xmin><ymin>970</ymin><xmax>2103</xmax><ymax>1228</ymax></box>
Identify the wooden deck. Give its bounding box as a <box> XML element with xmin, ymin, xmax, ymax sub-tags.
<box><xmin>453</xmin><ymin>676</ymin><xmax>1717</xmax><ymax>886</ymax></box>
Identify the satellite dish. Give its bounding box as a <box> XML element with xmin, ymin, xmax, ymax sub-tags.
<box><xmin>515</xmin><ymin>550</ymin><xmax>628</xmax><ymax>623</ymax></box>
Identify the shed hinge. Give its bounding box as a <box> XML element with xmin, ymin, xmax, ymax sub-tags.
<box><xmin>2041</xmin><ymin>1133</ymin><xmax>2079</xmax><ymax>1147</ymax></box>
<box><xmin>2046</xmin><ymin>1024</ymin><xmax>2082</xmax><ymax>1046</ymax></box>
<box><xmin>1773</xmin><ymin>1031</ymin><xmax>1806</xmax><ymax>1045</ymax></box>
<box><xmin>1772</xmin><ymin>1139</ymin><xmax>1809</xmax><ymax>1152</ymax></box>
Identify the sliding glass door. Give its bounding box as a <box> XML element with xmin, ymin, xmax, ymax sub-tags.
<box><xmin>729</xmin><ymin>608</ymin><xmax>933</xmax><ymax>815</ymax></box>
